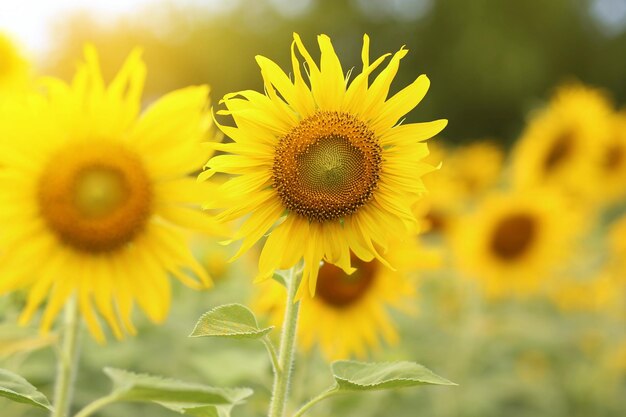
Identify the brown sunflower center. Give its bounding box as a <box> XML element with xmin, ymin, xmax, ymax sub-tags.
<box><xmin>38</xmin><ymin>141</ymin><xmax>152</xmax><ymax>253</ymax></box>
<box><xmin>490</xmin><ymin>214</ymin><xmax>537</xmax><ymax>261</ymax></box>
<box><xmin>273</xmin><ymin>111</ymin><xmax>381</xmax><ymax>222</ymax></box>
<box><xmin>425</xmin><ymin>210</ymin><xmax>447</xmax><ymax>234</ymax></box>
<box><xmin>316</xmin><ymin>256</ymin><xmax>378</xmax><ymax>308</ymax></box>
<box><xmin>543</xmin><ymin>131</ymin><xmax>573</xmax><ymax>172</ymax></box>
<box><xmin>603</xmin><ymin>144</ymin><xmax>624</xmax><ymax>172</ymax></box>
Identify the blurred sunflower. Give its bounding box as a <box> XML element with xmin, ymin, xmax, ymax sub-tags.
<box><xmin>452</xmin><ymin>189</ymin><xmax>581</xmax><ymax>298</ymax></box>
<box><xmin>255</xmin><ymin>238</ymin><xmax>439</xmax><ymax>360</ymax></box>
<box><xmin>0</xmin><ymin>33</ymin><xmax>29</xmax><ymax>91</ymax></box>
<box><xmin>511</xmin><ymin>84</ymin><xmax>613</xmax><ymax>199</ymax></box>
<box><xmin>0</xmin><ymin>46</ymin><xmax>224</xmax><ymax>342</ymax></box>
<box><xmin>417</xmin><ymin>140</ymin><xmax>504</xmax><ymax>235</ymax></box>
<box><xmin>589</xmin><ymin>111</ymin><xmax>626</xmax><ymax>204</ymax></box>
<box><xmin>413</xmin><ymin>141</ymin><xmax>457</xmax><ymax>235</ymax></box>
<box><xmin>204</xmin><ymin>33</ymin><xmax>446</xmax><ymax>296</ymax></box>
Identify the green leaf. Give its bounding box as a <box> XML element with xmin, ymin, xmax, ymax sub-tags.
<box><xmin>103</xmin><ymin>368</ymin><xmax>252</xmax><ymax>417</ymax></box>
<box><xmin>104</xmin><ymin>368</ymin><xmax>252</xmax><ymax>403</ymax></box>
<box><xmin>0</xmin><ymin>368</ymin><xmax>52</xmax><ymax>410</ymax></box>
<box><xmin>157</xmin><ymin>402</ymin><xmax>226</xmax><ymax>417</ymax></box>
<box><xmin>189</xmin><ymin>304</ymin><xmax>273</xmax><ymax>340</ymax></box>
<box><xmin>331</xmin><ymin>361</ymin><xmax>456</xmax><ymax>392</ymax></box>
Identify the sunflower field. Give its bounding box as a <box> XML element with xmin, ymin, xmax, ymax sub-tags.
<box><xmin>1</xmin><ymin>1</ymin><xmax>625</xmax><ymax>417</ymax></box>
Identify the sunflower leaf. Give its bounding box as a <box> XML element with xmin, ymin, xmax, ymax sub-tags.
<box><xmin>0</xmin><ymin>368</ymin><xmax>52</xmax><ymax>410</ymax></box>
<box><xmin>331</xmin><ymin>361</ymin><xmax>456</xmax><ymax>392</ymax></box>
<box><xmin>189</xmin><ymin>304</ymin><xmax>273</xmax><ymax>340</ymax></box>
<box><xmin>102</xmin><ymin>368</ymin><xmax>252</xmax><ymax>417</ymax></box>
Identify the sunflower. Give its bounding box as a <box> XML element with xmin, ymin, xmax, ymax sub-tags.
<box><xmin>204</xmin><ymin>33</ymin><xmax>446</xmax><ymax>295</ymax></box>
<box><xmin>446</xmin><ymin>140</ymin><xmax>504</xmax><ymax>197</ymax></box>
<box><xmin>511</xmin><ymin>84</ymin><xmax>613</xmax><ymax>199</ymax></box>
<box><xmin>589</xmin><ymin>111</ymin><xmax>626</xmax><ymax>204</ymax></box>
<box><xmin>416</xmin><ymin>140</ymin><xmax>504</xmax><ymax>235</ymax></box>
<box><xmin>0</xmin><ymin>46</ymin><xmax>224</xmax><ymax>342</ymax></box>
<box><xmin>412</xmin><ymin>141</ymin><xmax>457</xmax><ymax>235</ymax></box>
<box><xmin>451</xmin><ymin>189</ymin><xmax>581</xmax><ymax>298</ymax></box>
<box><xmin>254</xmin><ymin>238</ymin><xmax>438</xmax><ymax>360</ymax></box>
<box><xmin>0</xmin><ymin>32</ymin><xmax>29</xmax><ymax>92</ymax></box>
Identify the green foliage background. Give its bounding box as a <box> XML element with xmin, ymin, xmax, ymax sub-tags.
<box><xmin>44</xmin><ymin>0</ymin><xmax>626</xmax><ymax>144</ymax></box>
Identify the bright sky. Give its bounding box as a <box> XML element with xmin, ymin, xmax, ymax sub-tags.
<box><xmin>0</xmin><ymin>0</ymin><xmax>239</xmax><ymax>56</ymax></box>
<box><xmin>3</xmin><ymin>0</ymin><xmax>626</xmax><ymax>57</ymax></box>
<box><xmin>0</xmin><ymin>1</ymin><xmax>159</xmax><ymax>54</ymax></box>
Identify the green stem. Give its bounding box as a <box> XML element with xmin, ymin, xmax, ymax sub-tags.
<box><xmin>267</xmin><ymin>265</ymin><xmax>302</xmax><ymax>417</ymax></box>
<box><xmin>292</xmin><ymin>387</ymin><xmax>340</xmax><ymax>417</ymax></box>
<box><xmin>73</xmin><ymin>394</ymin><xmax>118</xmax><ymax>417</ymax></box>
<box><xmin>51</xmin><ymin>295</ymin><xmax>81</xmax><ymax>417</ymax></box>
<box><xmin>262</xmin><ymin>336</ymin><xmax>282</xmax><ymax>375</ymax></box>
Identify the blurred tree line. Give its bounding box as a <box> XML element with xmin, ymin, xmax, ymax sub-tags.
<box><xmin>44</xmin><ymin>0</ymin><xmax>626</xmax><ymax>145</ymax></box>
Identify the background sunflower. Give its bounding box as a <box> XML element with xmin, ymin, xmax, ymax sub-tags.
<box><xmin>451</xmin><ymin>189</ymin><xmax>584</xmax><ymax>298</ymax></box>
<box><xmin>254</xmin><ymin>238</ymin><xmax>439</xmax><ymax>360</ymax></box>
<box><xmin>0</xmin><ymin>46</ymin><xmax>224</xmax><ymax>342</ymax></box>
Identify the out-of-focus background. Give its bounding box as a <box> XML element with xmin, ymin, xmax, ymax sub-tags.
<box><xmin>3</xmin><ymin>0</ymin><xmax>626</xmax><ymax>143</ymax></box>
<box><xmin>1</xmin><ymin>1</ymin><xmax>626</xmax><ymax>417</ymax></box>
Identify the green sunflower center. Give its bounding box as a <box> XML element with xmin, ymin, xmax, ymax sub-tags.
<box><xmin>297</xmin><ymin>135</ymin><xmax>366</xmax><ymax>193</ymax></box>
<box><xmin>74</xmin><ymin>168</ymin><xmax>129</xmax><ymax>217</ymax></box>
<box><xmin>273</xmin><ymin>111</ymin><xmax>382</xmax><ymax>222</ymax></box>
<box><xmin>490</xmin><ymin>214</ymin><xmax>537</xmax><ymax>261</ymax></box>
<box><xmin>316</xmin><ymin>256</ymin><xmax>378</xmax><ymax>308</ymax></box>
<box><xmin>38</xmin><ymin>141</ymin><xmax>152</xmax><ymax>253</ymax></box>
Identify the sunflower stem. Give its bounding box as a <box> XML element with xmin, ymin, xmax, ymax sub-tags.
<box><xmin>73</xmin><ymin>394</ymin><xmax>118</xmax><ymax>417</ymax></box>
<box><xmin>292</xmin><ymin>387</ymin><xmax>340</xmax><ymax>417</ymax></box>
<box><xmin>267</xmin><ymin>264</ymin><xmax>302</xmax><ymax>417</ymax></box>
<box><xmin>51</xmin><ymin>295</ymin><xmax>81</xmax><ymax>417</ymax></box>
<box><xmin>262</xmin><ymin>336</ymin><xmax>282</xmax><ymax>375</ymax></box>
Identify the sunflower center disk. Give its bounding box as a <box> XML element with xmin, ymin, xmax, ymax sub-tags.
<box><xmin>543</xmin><ymin>131</ymin><xmax>573</xmax><ymax>173</ymax></box>
<box><xmin>315</xmin><ymin>257</ymin><xmax>377</xmax><ymax>308</ymax></box>
<box><xmin>604</xmin><ymin>144</ymin><xmax>625</xmax><ymax>172</ymax></box>
<box><xmin>38</xmin><ymin>141</ymin><xmax>152</xmax><ymax>253</ymax></box>
<box><xmin>273</xmin><ymin>111</ymin><xmax>381</xmax><ymax>222</ymax></box>
<box><xmin>490</xmin><ymin>214</ymin><xmax>537</xmax><ymax>261</ymax></box>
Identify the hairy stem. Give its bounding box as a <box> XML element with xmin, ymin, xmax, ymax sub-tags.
<box><xmin>267</xmin><ymin>265</ymin><xmax>302</xmax><ymax>417</ymax></box>
<box><xmin>51</xmin><ymin>295</ymin><xmax>81</xmax><ymax>417</ymax></box>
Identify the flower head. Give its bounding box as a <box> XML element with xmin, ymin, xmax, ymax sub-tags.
<box><xmin>0</xmin><ymin>46</ymin><xmax>224</xmax><ymax>342</ymax></box>
<box><xmin>204</xmin><ymin>34</ymin><xmax>446</xmax><ymax>296</ymax></box>
<box><xmin>512</xmin><ymin>84</ymin><xmax>613</xmax><ymax>200</ymax></box>
<box><xmin>452</xmin><ymin>189</ymin><xmax>583</xmax><ymax>298</ymax></box>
